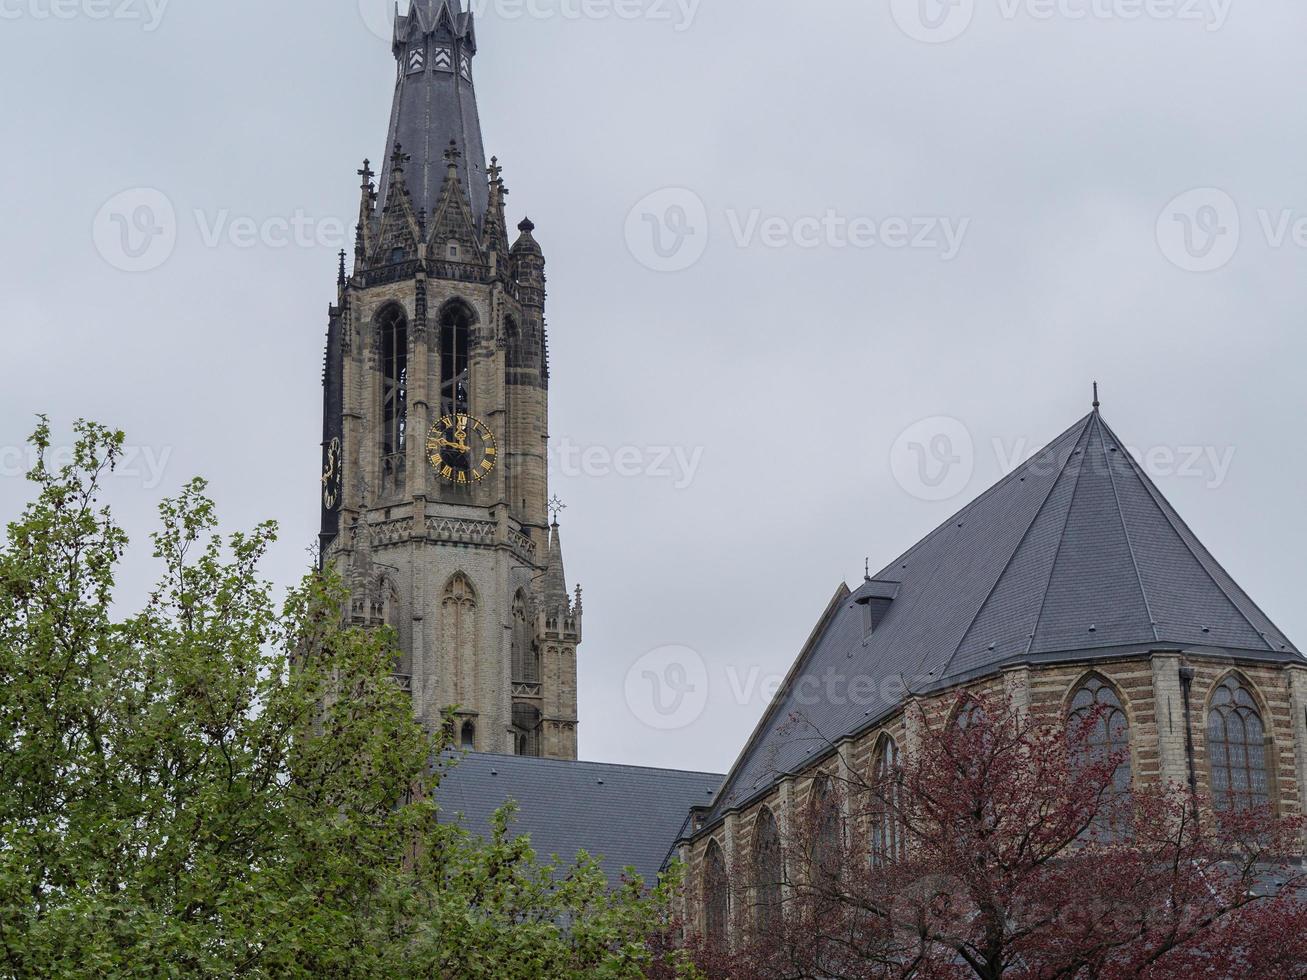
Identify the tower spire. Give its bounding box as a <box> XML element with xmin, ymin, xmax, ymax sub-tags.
<box><xmin>378</xmin><ymin>0</ymin><xmax>488</xmax><ymax>225</ymax></box>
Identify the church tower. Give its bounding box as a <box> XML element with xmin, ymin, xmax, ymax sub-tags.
<box><xmin>318</xmin><ymin>0</ymin><xmax>581</xmax><ymax>760</ymax></box>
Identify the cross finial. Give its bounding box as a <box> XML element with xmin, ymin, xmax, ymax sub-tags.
<box><xmin>338</xmin><ymin>249</ymin><xmax>347</xmax><ymax>286</ymax></box>
<box><xmin>444</xmin><ymin>139</ymin><xmax>462</xmax><ymax>166</ymax></box>
<box><xmin>390</xmin><ymin>143</ymin><xmax>409</xmax><ymax>174</ymax></box>
<box><xmin>358</xmin><ymin>159</ymin><xmax>374</xmax><ymax>187</ymax></box>
<box><xmin>1093</xmin><ymin>382</ymin><xmax>1101</xmax><ymax>413</ymax></box>
<box><xmin>548</xmin><ymin>495</ymin><xmax>566</xmax><ymax>525</ymax></box>
<box><xmin>487</xmin><ymin>156</ymin><xmax>503</xmax><ymax>183</ymax></box>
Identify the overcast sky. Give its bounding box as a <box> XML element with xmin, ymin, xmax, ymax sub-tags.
<box><xmin>2</xmin><ymin>0</ymin><xmax>1305</xmax><ymax>776</ymax></box>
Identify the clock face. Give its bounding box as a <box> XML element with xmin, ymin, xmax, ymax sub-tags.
<box><xmin>427</xmin><ymin>414</ymin><xmax>497</xmax><ymax>485</ymax></box>
<box><xmin>322</xmin><ymin>436</ymin><xmax>342</xmax><ymax>510</ymax></box>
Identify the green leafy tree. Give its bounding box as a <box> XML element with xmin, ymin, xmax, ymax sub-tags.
<box><xmin>0</xmin><ymin>420</ymin><xmax>691</xmax><ymax>979</ymax></box>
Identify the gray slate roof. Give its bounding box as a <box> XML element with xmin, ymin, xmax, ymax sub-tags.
<box><xmin>379</xmin><ymin>0</ymin><xmax>489</xmax><ymax>223</ymax></box>
<box><xmin>437</xmin><ymin>753</ymin><xmax>723</xmax><ymax>885</ymax></box>
<box><xmin>704</xmin><ymin>411</ymin><xmax>1301</xmax><ymax>823</ymax></box>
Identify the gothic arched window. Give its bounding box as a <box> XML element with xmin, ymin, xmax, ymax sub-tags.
<box><xmin>512</xmin><ymin>703</ymin><xmax>542</xmax><ymax>758</ymax></box>
<box><xmin>952</xmin><ymin>697</ymin><xmax>988</xmax><ymax>732</ymax></box>
<box><xmin>1069</xmin><ymin>676</ymin><xmax>1132</xmax><ymax>838</ymax></box>
<box><xmin>751</xmin><ymin>807</ymin><xmax>783</xmax><ymax>932</ymax></box>
<box><xmin>442</xmin><ymin>573</ymin><xmax>478</xmax><ymax>706</ymax></box>
<box><xmin>703</xmin><ymin>841</ymin><xmax>729</xmax><ymax>944</ymax></box>
<box><xmin>440</xmin><ymin>302</ymin><xmax>473</xmax><ymax>417</ymax></box>
<box><xmin>871</xmin><ymin>735</ymin><xmax>904</xmax><ymax>867</ymax></box>
<box><xmin>1208</xmin><ymin>675</ymin><xmax>1271</xmax><ymax>813</ymax></box>
<box><xmin>810</xmin><ymin>775</ymin><xmax>841</xmax><ymax>884</ymax></box>
<box><xmin>460</xmin><ymin>720</ymin><xmax>476</xmax><ymax>751</ymax></box>
<box><xmin>511</xmin><ymin>590</ymin><xmax>538</xmax><ymax>685</ymax></box>
<box><xmin>378</xmin><ymin>305</ymin><xmax>408</xmax><ymax>461</ymax></box>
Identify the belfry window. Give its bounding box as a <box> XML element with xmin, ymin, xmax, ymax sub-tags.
<box><xmin>440</xmin><ymin>305</ymin><xmax>472</xmax><ymax>417</ymax></box>
<box><xmin>460</xmin><ymin>721</ymin><xmax>475</xmax><ymax>751</ymax></box>
<box><xmin>379</xmin><ymin>306</ymin><xmax>408</xmax><ymax>459</ymax></box>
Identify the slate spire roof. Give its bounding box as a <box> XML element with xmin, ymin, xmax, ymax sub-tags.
<box><xmin>543</xmin><ymin>520</ymin><xmax>570</xmax><ymax>612</ymax></box>
<box><xmin>703</xmin><ymin>410</ymin><xmax>1300</xmax><ymax>820</ymax></box>
<box><xmin>378</xmin><ymin>0</ymin><xmax>489</xmax><ymax>225</ymax></box>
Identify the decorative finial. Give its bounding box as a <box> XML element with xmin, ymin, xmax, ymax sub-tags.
<box><xmin>358</xmin><ymin>159</ymin><xmax>374</xmax><ymax>187</ymax></box>
<box><xmin>865</xmin><ymin>558</ymin><xmax>871</xmax><ymax>583</ymax></box>
<box><xmin>518</xmin><ymin>216</ymin><xmax>535</xmax><ymax>234</ymax></box>
<box><xmin>390</xmin><ymin>143</ymin><xmax>409</xmax><ymax>174</ymax></box>
<box><xmin>444</xmin><ymin>139</ymin><xmax>462</xmax><ymax>166</ymax></box>
<box><xmin>548</xmin><ymin>495</ymin><xmax>566</xmax><ymax>526</ymax></box>
<box><xmin>1093</xmin><ymin>382</ymin><xmax>1101</xmax><ymax>413</ymax></box>
<box><xmin>487</xmin><ymin>156</ymin><xmax>503</xmax><ymax>183</ymax></box>
<box><xmin>338</xmin><ymin>249</ymin><xmax>346</xmax><ymax>286</ymax></box>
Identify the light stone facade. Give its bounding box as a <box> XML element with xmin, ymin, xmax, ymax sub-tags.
<box><xmin>317</xmin><ymin>4</ymin><xmax>580</xmax><ymax>760</ymax></box>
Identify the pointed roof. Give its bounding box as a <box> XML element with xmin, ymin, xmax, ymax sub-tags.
<box><xmin>378</xmin><ymin>0</ymin><xmax>488</xmax><ymax>225</ymax></box>
<box><xmin>543</xmin><ymin>521</ymin><xmax>569</xmax><ymax>611</ymax></box>
<box><xmin>703</xmin><ymin>410</ymin><xmax>1300</xmax><ymax>819</ymax></box>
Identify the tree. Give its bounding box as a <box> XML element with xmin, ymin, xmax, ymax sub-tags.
<box><xmin>688</xmin><ymin>695</ymin><xmax>1307</xmax><ymax>979</ymax></box>
<box><xmin>0</xmin><ymin>419</ymin><xmax>690</xmax><ymax>979</ymax></box>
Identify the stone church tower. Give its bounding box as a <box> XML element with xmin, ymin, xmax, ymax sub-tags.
<box><xmin>318</xmin><ymin>0</ymin><xmax>581</xmax><ymax>760</ymax></box>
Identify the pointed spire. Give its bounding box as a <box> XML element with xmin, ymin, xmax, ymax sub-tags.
<box><xmin>355</xmin><ymin>159</ymin><xmax>376</xmax><ymax>262</ymax></box>
<box><xmin>483</xmin><ymin>155</ymin><xmax>511</xmax><ymax>260</ymax></box>
<box><xmin>337</xmin><ymin>249</ymin><xmax>347</xmax><ymax>287</ymax></box>
<box><xmin>543</xmin><ymin>504</ymin><xmax>570</xmax><ymax>611</ymax></box>
<box><xmin>379</xmin><ymin>0</ymin><xmax>488</xmax><ymax>223</ymax></box>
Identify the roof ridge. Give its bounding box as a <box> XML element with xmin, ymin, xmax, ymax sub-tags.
<box><xmin>1097</xmin><ymin>414</ymin><xmax>1160</xmax><ymax>643</ymax></box>
<box><xmin>873</xmin><ymin>414</ymin><xmax>1096</xmax><ymax>584</ymax></box>
<box><xmin>1025</xmin><ymin>414</ymin><xmax>1095</xmax><ymax>654</ymax></box>
<box><xmin>703</xmin><ymin>582</ymin><xmax>851</xmax><ymax>820</ymax></box>
<box><xmin>941</xmin><ymin>414</ymin><xmax>1095</xmax><ymax>678</ymax></box>
<box><xmin>456</xmin><ymin>752</ymin><xmax>724</xmax><ymax>779</ymax></box>
<box><xmin>900</xmin><ymin>414</ymin><xmax>1096</xmax><ymax>681</ymax></box>
<box><xmin>1097</xmin><ymin>415</ymin><xmax>1285</xmax><ymax>653</ymax></box>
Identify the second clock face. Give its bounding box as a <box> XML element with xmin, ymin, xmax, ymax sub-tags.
<box><xmin>427</xmin><ymin>414</ymin><xmax>497</xmax><ymax>485</ymax></box>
